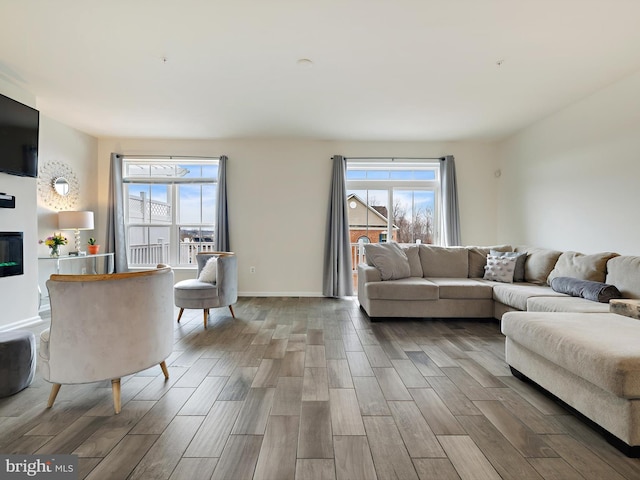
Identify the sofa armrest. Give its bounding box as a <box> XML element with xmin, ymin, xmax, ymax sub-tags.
<box><xmin>358</xmin><ymin>263</ymin><xmax>380</xmax><ymax>297</ymax></box>
<box><xmin>358</xmin><ymin>263</ymin><xmax>381</xmax><ymax>283</ymax></box>
<box><xmin>357</xmin><ymin>263</ymin><xmax>380</xmax><ymax>311</ymax></box>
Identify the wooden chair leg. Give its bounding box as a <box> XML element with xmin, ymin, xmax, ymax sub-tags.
<box><xmin>47</xmin><ymin>383</ymin><xmax>61</xmax><ymax>408</ymax></box>
<box><xmin>229</xmin><ymin>305</ymin><xmax>236</xmax><ymax>318</ymax></box>
<box><xmin>177</xmin><ymin>308</ymin><xmax>184</xmax><ymax>323</ymax></box>
<box><xmin>111</xmin><ymin>379</ymin><xmax>121</xmax><ymax>414</ymax></box>
<box><xmin>204</xmin><ymin>309</ymin><xmax>209</xmax><ymax>329</ymax></box>
<box><xmin>160</xmin><ymin>361</ymin><xmax>169</xmax><ymax>380</ymax></box>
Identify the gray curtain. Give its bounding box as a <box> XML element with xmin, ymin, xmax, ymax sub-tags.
<box><xmin>440</xmin><ymin>155</ymin><xmax>461</xmax><ymax>246</ymax></box>
<box><xmin>106</xmin><ymin>153</ymin><xmax>129</xmax><ymax>272</ymax></box>
<box><xmin>323</xmin><ymin>155</ymin><xmax>353</xmax><ymax>297</ymax></box>
<box><xmin>215</xmin><ymin>155</ymin><xmax>230</xmax><ymax>252</ymax></box>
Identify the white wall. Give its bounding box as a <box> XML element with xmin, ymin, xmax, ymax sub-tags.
<box><xmin>37</xmin><ymin>116</ymin><xmax>99</xmax><ymax>255</ymax></box>
<box><xmin>98</xmin><ymin>138</ymin><xmax>499</xmax><ymax>296</ymax></box>
<box><xmin>497</xmin><ymin>69</ymin><xmax>640</xmax><ymax>255</ymax></box>
<box><xmin>36</xmin><ymin>117</ymin><xmax>99</xmax><ymax>308</ymax></box>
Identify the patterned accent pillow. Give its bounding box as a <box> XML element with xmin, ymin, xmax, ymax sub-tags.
<box><xmin>198</xmin><ymin>257</ymin><xmax>217</xmax><ymax>283</ymax></box>
<box><xmin>483</xmin><ymin>254</ymin><xmax>517</xmax><ymax>283</ymax></box>
<box><xmin>490</xmin><ymin>249</ymin><xmax>527</xmax><ymax>282</ymax></box>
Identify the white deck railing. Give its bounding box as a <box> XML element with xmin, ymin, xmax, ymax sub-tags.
<box><xmin>129</xmin><ymin>241</ymin><xmax>216</xmax><ymax>265</ymax></box>
<box><xmin>179</xmin><ymin>242</ymin><xmax>217</xmax><ymax>264</ymax></box>
<box><xmin>351</xmin><ymin>242</ymin><xmax>367</xmax><ymax>273</ymax></box>
<box><xmin>129</xmin><ymin>243</ymin><xmax>170</xmax><ymax>265</ymax></box>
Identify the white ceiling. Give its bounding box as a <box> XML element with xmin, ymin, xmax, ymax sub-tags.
<box><xmin>2</xmin><ymin>0</ymin><xmax>640</xmax><ymax>141</ymax></box>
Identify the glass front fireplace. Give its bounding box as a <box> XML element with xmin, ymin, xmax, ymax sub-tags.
<box><xmin>0</xmin><ymin>232</ymin><xmax>24</xmax><ymax>277</ymax></box>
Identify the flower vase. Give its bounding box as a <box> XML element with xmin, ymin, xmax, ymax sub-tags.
<box><xmin>50</xmin><ymin>245</ymin><xmax>60</xmax><ymax>257</ymax></box>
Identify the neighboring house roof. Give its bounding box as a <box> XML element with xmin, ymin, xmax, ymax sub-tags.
<box><xmin>347</xmin><ymin>193</ymin><xmax>398</xmax><ymax>230</ymax></box>
<box><xmin>371</xmin><ymin>205</ymin><xmax>388</xmax><ymax>218</ymax></box>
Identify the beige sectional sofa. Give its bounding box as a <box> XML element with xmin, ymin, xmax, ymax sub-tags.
<box><xmin>358</xmin><ymin>243</ymin><xmax>640</xmax><ymax>456</ymax></box>
<box><xmin>358</xmin><ymin>244</ymin><xmax>626</xmax><ymax>320</ymax></box>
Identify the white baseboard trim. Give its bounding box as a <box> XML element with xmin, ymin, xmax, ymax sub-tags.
<box><xmin>238</xmin><ymin>291</ymin><xmax>324</xmax><ymax>298</ymax></box>
<box><xmin>0</xmin><ymin>315</ymin><xmax>45</xmax><ymax>332</ymax></box>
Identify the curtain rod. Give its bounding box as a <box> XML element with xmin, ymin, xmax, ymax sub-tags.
<box><xmin>119</xmin><ymin>154</ymin><xmax>221</xmax><ymax>160</ymax></box>
<box><xmin>339</xmin><ymin>156</ymin><xmax>444</xmax><ymax>161</ymax></box>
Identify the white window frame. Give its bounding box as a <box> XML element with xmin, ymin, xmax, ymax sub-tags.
<box><xmin>122</xmin><ymin>157</ymin><xmax>219</xmax><ymax>267</ymax></box>
<box><xmin>346</xmin><ymin>159</ymin><xmax>442</xmax><ymax>245</ymax></box>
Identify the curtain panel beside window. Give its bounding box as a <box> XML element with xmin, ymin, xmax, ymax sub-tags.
<box><xmin>106</xmin><ymin>153</ymin><xmax>129</xmax><ymax>272</ymax></box>
<box><xmin>216</xmin><ymin>155</ymin><xmax>230</xmax><ymax>252</ymax></box>
<box><xmin>323</xmin><ymin>155</ymin><xmax>354</xmax><ymax>297</ymax></box>
<box><xmin>440</xmin><ymin>155</ymin><xmax>461</xmax><ymax>246</ymax></box>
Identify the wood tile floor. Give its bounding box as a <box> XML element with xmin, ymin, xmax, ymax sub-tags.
<box><xmin>2</xmin><ymin>297</ymin><xmax>640</xmax><ymax>479</ymax></box>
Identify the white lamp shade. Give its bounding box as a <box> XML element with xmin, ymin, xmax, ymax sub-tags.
<box><xmin>58</xmin><ymin>211</ymin><xmax>94</xmax><ymax>230</ymax></box>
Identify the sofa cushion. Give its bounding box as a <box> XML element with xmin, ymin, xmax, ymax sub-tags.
<box><xmin>492</xmin><ymin>283</ymin><xmax>568</xmax><ymax>311</ymax></box>
<box><xmin>550</xmin><ymin>277</ymin><xmax>622</xmax><ymax>303</ymax></box>
<box><xmin>365</xmin><ymin>277</ymin><xmax>439</xmax><ymax>301</ymax></box>
<box><xmin>515</xmin><ymin>246</ymin><xmax>562</xmax><ymax>285</ymax></box>
<box><xmin>547</xmin><ymin>251</ymin><xmax>618</xmax><ymax>284</ymax></box>
<box><xmin>419</xmin><ymin>245</ymin><xmax>468</xmax><ymax>278</ymax></box>
<box><xmin>399</xmin><ymin>244</ymin><xmax>423</xmax><ymax>277</ymax></box>
<box><xmin>173</xmin><ymin>279</ymin><xmax>218</xmax><ymax>302</ymax></box>
<box><xmin>526</xmin><ymin>296</ymin><xmax>611</xmax><ymax>313</ymax></box>
<box><xmin>502</xmin><ymin>311</ymin><xmax>640</xmax><ymax>398</ymax></box>
<box><xmin>364</xmin><ymin>242</ymin><xmax>411</xmax><ymax>280</ymax></box>
<box><xmin>490</xmin><ymin>250</ymin><xmax>527</xmax><ymax>282</ymax></box>
<box><xmin>427</xmin><ymin>278</ymin><xmax>494</xmax><ymax>299</ymax></box>
<box><xmin>467</xmin><ymin>245</ymin><xmax>512</xmax><ymax>278</ymax></box>
<box><xmin>606</xmin><ymin>256</ymin><xmax>640</xmax><ymax>299</ymax></box>
<box><xmin>483</xmin><ymin>255</ymin><xmax>517</xmax><ymax>283</ymax></box>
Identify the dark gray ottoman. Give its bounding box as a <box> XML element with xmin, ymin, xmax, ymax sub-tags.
<box><xmin>0</xmin><ymin>330</ymin><xmax>36</xmax><ymax>397</ymax></box>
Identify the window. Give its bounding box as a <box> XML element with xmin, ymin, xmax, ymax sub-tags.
<box><xmin>346</xmin><ymin>159</ymin><xmax>440</xmax><ymax>290</ymax></box>
<box><xmin>346</xmin><ymin>158</ymin><xmax>440</xmax><ymax>258</ymax></box>
<box><xmin>123</xmin><ymin>157</ymin><xmax>219</xmax><ymax>267</ymax></box>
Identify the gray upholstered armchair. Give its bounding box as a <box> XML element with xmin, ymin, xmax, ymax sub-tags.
<box><xmin>174</xmin><ymin>252</ymin><xmax>238</xmax><ymax>329</ymax></box>
<box><xmin>41</xmin><ymin>265</ymin><xmax>174</xmax><ymax>414</ymax></box>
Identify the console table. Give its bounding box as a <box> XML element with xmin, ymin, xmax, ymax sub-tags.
<box><xmin>38</xmin><ymin>253</ymin><xmax>115</xmax><ymax>311</ymax></box>
<box><xmin>38</xmin><ymin>252</ymin><xmax>115</xmax><ymax>275</ymax></box>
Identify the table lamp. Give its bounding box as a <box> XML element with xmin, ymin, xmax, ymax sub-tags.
<box><xmin>58</xmin><ymin>211</ymin><xmax>94</xmax><ymax>255</ymax></box>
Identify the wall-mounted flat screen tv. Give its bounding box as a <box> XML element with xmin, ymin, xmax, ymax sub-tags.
<box><xmin>0</xmin><ymin>93</ymin><xmax>39</xmax><ymax>178</ymax></box>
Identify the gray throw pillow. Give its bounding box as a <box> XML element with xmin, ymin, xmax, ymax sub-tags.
<box><xmin>363</xmin><ymin>243</ymin><xmax>411</xmax><ymax>281</ymax></box>
<box><xmin>550</xmin><ymin>276</ymin><xmax>622</xmax><ymax>303</ymax></box>
<box><xmin>490</xmin><ymin>250</ymin><xmax>527</xmax><ymax>282</ymax></box>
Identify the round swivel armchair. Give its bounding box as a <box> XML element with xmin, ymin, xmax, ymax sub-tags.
<box><xmin>174</xmin><ymin>252</ymin><xmax>238</xmax><ymax>329</ymax></box>
<box><xmin>43</xmin><ymin>265</ymin><xmax>174</xmax><ymax>414</ymax></box>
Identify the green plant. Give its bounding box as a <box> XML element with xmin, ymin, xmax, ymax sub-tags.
<box><xmin>87</xmin><ymin>237</ymin><xmax>97</xmax><ymax>245</ymax></box>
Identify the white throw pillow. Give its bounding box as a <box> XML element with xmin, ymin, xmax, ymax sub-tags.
<box><xmin>490</xmin><ymin>249</ymin><xmax>527</xmax><ymax>282</ymax></box>
<box><xmin>483</xmin><ymin>254</ymin><xmax>516</xmax><ymax>283</ymax></box>
<box><xmin>364</xmin><ymin>242</ymin><xmax>411</xmax><ymax>281</ymax></box>
<box><xmin>198</xmin><ymin>257</ymin><xmax>217</xmax><ymax>283</ymax></box>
